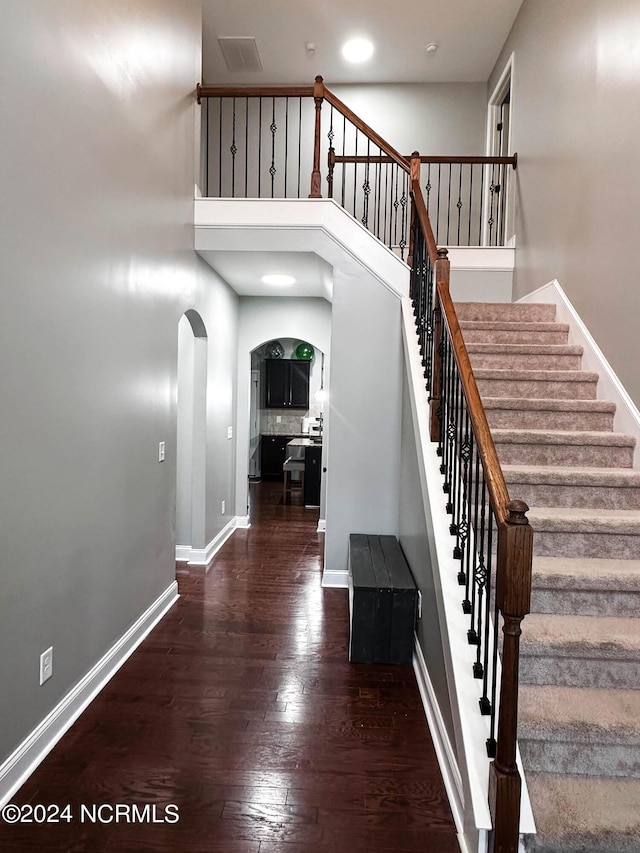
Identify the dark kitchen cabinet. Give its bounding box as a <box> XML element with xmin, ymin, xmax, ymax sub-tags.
<box><xmin>265</xmin><ymin>359</ymin><xmax>310</xmax><ymax>409</ymax></box>
<box><xmin>260</xmin><ymin>434</ymin><xmax>296</xmax><ymax>480</ymax></box>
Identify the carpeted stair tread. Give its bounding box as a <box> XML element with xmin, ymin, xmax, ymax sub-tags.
<box><xmin>527</xmin><ymin>506</ymin><xmax>640</xmax><ymax>534</ymax></box>
<box><xmin>466</xmin><ymin>343</ymin><xmax>583</xmax><ymax>356</ymax></box>
<box><xmin>523</xmin><ymin>773</ymin><xmax>640</xmax><ymax>852</ymax></box>
<box><xmin>506</xmin><ymin>466</ymin><xmax>640</xmax><ymax>509</ymax></box>
<box><xmin>519</xmin><ymin>684</ymin><xmax>640</xmax><ymax>744</ymax></box>
<box><xmin>458</xmin><ymin>320</ymin><xmax>568</xmax><ymax>333</ymax></box>
<box><xmin>532</xmin><ymin>556</ymin><xmax>640</xmax><ymax>590</ymax></box>
<box><xmin>504</xmin><ymin>465</ymin><xmax>640</xmax><ymax>485</ymax></box>
<box><xmin>474</xmin><ymin>367</ymin><xmax>599</xmax><ymax>383</ymax></box>
<box><xmin>455</xmin><ymin>301</ymin><xmax>557</xmax><ymax>322</ymax></box>
<box><xmin>494</xmin><ymin>430</ymin><xmax>634</xmax><ymax>447</ymax></box>
<box><xmin>522</xmin><ymin>612</ymin><xmax>640</xmax><ymax>659</ymax></box>
<box><xmin>482</xmin><ymin>397</ymin><xmax>615</xmax><ymax>413</ymax></box>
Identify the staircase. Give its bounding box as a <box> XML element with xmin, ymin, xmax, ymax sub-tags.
<box><xmin>457</xmin><ymin>301</ymin><xmax>640</xmax><ymax>853</ymax></box>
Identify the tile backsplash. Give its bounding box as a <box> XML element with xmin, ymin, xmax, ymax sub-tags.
<box><xmin>262</xmin><ymin>406</ymin><xmax>323</xmax><ymax>435</ymax></box>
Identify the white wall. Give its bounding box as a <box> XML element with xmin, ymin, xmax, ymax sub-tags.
<box><xmin>0</xmin><ymin>0</ymin><xmax>238</xmax><ymax>766</ymax></box>
<box><xmin>489</xmin><ymin>0</ymin><xmax>640</xmax><ymax>406</ymax></box>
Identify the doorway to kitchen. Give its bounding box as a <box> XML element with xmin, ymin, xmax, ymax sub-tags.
<box><xmin>249</xmin><ymin>337</ymin><xmax>327</xmax><ymax>517</ymax></box>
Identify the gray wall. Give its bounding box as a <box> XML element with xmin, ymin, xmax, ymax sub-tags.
<box><xmin>490</xmin><ymin>0</ymin><xmax>640</xmax><ymax>405</ymax></box>
<box><xmin>399</xmin><ymin>371</ymin><xmax>456</xmax><ymax>752</ymax></box>
<box><xmin>332</xmin><ymin>83</ymin><xmax>488</xmax><ymax>156</ymax></box>
<box><xmin>0</xmin><ymin>0</ymin><xmax>238</xmax><ymax>763</ymax></box>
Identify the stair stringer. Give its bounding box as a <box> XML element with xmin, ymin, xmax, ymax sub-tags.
<box><xmin>401</xmin><ymin>297</ymin><xmax>535</xmax><ymax>853</ymax></box>
<box><xmin>518</xmin><ymin>279</ymin><xmax>640</xmax><ymax>468</ymax></box>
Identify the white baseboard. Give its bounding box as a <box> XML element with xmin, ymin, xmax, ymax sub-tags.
<box><xmin>321</xmin><ymin>568</ymin><xmax>349</xmax><ymax>588</ymax></box>
<box><xmin>519</xmin><ymin>279</ymin><xmax>640</xmax><ymax>468</ymax></box>
<box><xmin>0</xmin><ymin>581</ymin><xmax>179</xmax><ymax>808</ymax></box>
<box><xmin>316</xmin><ymin>518</ymin><xmax>326</xmax><ymax>533</ymax></box>
<box><xmin>175</xmin><ymin>517</ymin><xmax>238</xmax><ymax>567</ymax></box>
<box><xmin>235</xmin><ymin>515</ymin><xmax>251</xmax><ymax>529</ymax></box>
<box><xmin>412</xmin><ymin>637</ymin><xmax>465</xmax><ymax>833</ymax></box>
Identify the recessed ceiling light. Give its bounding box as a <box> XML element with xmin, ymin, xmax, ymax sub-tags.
<box><xmin>261</xmin><ymin>274</ymin><xmax>295</xmax><ymax>286</ymax></box>
<box><xmin>341</xmin><ymin>38</ymin><xmax>374</xmax><ymax>64</ymax></box>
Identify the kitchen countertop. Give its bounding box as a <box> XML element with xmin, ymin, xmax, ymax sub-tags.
<box><xmin>287</xmin><ymin>437</ymin><xmax>322</xmax><ymax>447</ymax></box>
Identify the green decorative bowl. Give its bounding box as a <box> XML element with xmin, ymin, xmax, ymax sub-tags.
<box><xmin>295</xmin><ymin>342</ymin><xmax>314</xmax><ymax>361</ymax></box>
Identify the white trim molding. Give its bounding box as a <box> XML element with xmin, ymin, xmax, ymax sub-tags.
<box><xmin>321</xmin><ymin>568</ymin><xmax>349</xmax><ymax>588</ymax></box>
<box><xmin>316</xmin><ymin>518</ymin><xmax>326</xmax><ymax>533</ymax></box>
<box><xmin>235</xmin><ymin>515</ymin><xmax>251</xmax><ymax>530</ymax></box>
<box><xmin>412</xmin><ymin>638</ymin><xmax>465</xmax><ymax>832</ymax></box>
<box><xmin>175</xmin><ymin>517</ymin><xmax>238</xmax><ymax>567</ymax></box>
<box><xmin>0</xmin><ymin>582</ymin><xmax>179</xmax><ymax>808</ymax></box>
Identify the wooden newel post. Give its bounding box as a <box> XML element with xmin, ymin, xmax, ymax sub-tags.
<box><xmin>429</xmin><ymin>248</ymin><xmax>449</xmax><ymax>441</ymax></box>
<box><xmin>489</xmin><ymin>499</ymin><xmax>533</xmax><ymax>853</ymax></box>
<box><xmin>410</xmin><ymin>150</ymin><xmax>421</xmax><ymax>184</ymax></box>
<box><xmin>309</xmin><ymin>75</ymin><xmax>324</xmax><ymax>198</ymax></box>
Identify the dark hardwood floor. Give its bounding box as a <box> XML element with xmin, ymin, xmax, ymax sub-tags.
<box><xmin>0</xmin><ymin>482</ymin><xmax>458</xmax><ymax>852</ymax></box>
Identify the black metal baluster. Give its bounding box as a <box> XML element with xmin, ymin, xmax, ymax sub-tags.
<box><xmin>297</xmin><ymin>97</ymin><xmax>302</xmax><ymax>198</ymax></box>
<box><xmin>362</xmin><ymin>138</ymin><xmax>371</xmax><ymax>227</ymax></box>
<box><xmin>269</xmin><ymin>97</ymin><xmax>277</xmax><ymax>198</ymax></box>
<box><xmin>399</xmin><ymin>172</ymin><xmax>408</xmax><ymax>260</ymax></box>
<box><xmin>258</xmin><ymin>98</ymin><xmax>263</xmax><ymax>198</ymax></box>
<box><xmin>383</xmin><ymin>163</ymin><xmax>390</xmax><ymax>249</ymax></box>
<box><xmin>468</xmin><ymin>164</ymin><xmax>474</xmax><ymax>246</ymax></box>
<box><xmin>204</xmin><ymin>97</ymin><xmax>210</xmax><ymax>197</ymax></box>
<box><xmin>218</xmin><ymin>98</ymin><xmax>223</xmax><ymax>197</ymax></box>
<box><xmin>478</xmin><ymin>163</ymin><xmax>485</xmax><ymax>245</ymax></box>
<box><xmin>456</xmin><ymin>163</ymin><xmax>463</xmax><ymax>245</ymax></box>
<box><xmin>326</xmin><ymin>105</ymin><xmax>335</xmax><ymax>197</ymax></box>
<box><xmin>469</xmin><ymin>478</ymin><xmax>487</xmax><ymax>655</ymax></box>
<box><xmin>485</xmin><ymin>510</ymin><xmax>498</xmax><ymax>757</ymax></box>
<box><xmin>283</xmin><ymin>97</ymin><xmax>289</xmax><ymax>197</ymax></box>
<box><xmin>436</xmin><ymin>163</ymin><xmax>442</xmax><ymax>245</ymax></box>
<box><xmin>446</xmin><ymin>164</ymin><xmax>452</xmax><ymax>244</ymax></box>
<box><xmin>375</xmin><ymin>148</ymin><xmax>382</xmax><ymax>243</ymax></box>
<box><xmin>463</xmin><ymin>447</ymin><xmax>481</xmax><ymax>614</ymax></box>
<box><xmin>230</xmin><ymin>97</ymin><xmax>237</xmax><ymax>197</ymax></box>
<box><xmin>425</xmin><ymin>163</ymin><xmax>432</xmax><ymax>213</ymax></box>
<box><xmin>244</xmin><ymin>98</ymin><xmax>249</xmax><ymax>197</ymax></box>
<box><xmin>456</xmin><ymin>408</ymin><xmax>473</xmax><ymax>584</ymax></box>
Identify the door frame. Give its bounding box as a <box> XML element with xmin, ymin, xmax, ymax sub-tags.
<box><xmin>484</xmin><ymin>52</ymin><xmax>515</xmax><ymax>246</ymax></box>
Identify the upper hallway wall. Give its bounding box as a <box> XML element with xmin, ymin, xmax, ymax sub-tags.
<box><xmin>331</xmin><ymin>83</ymin><xmax>487</xmax><ymax>156</ymax></box>
<box><xmin>0</xmin><ymin>0</ymin><xmax>238</xmax><ymax>765</ymax></box>
<box><xmin>489</xmin><ymin>0</ymin><xmax>640</xmax><ymax>406</ymax></box>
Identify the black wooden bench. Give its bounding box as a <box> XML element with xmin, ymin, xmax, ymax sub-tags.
<box><xmin>348</xmin><ymin>534</ymin><xmax>418</xmax><ymax>665</ymax></box>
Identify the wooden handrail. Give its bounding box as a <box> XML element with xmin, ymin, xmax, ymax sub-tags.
<box><xmin>197</xmin><ymin>83</ymin><xmax>314</xmax><ymax>102</ymax></box>
<box><xmin>321</xmin><ymin>84</ymin><xmax>410</xmax><ymax>174</ymax></box>
<box><xmin>415</xmin><ymin>154</ymin><xmax>518</xmax><ymax>169</ymax></box>
<box><xmin>436</xmin><ymin>279</ymin><xmax>511</xmax><ymax>524</ymax></box>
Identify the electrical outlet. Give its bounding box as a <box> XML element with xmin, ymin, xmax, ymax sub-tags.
<box><xmin>158</xmin><ymin>441</ymin><xmax>166</xmax><ymax>462</ymax></box>
<box><xmin>39</xmin><ymin>647</ymin><xmax>53</xmax><ymax>685</ymax></box>
<box><xmin>276</xmin><ymin>416</ymin><xmax>281</xmax><ymax>423</ymax></box>
<box><xmin>221</xmin><ymin>500</ymin><xmax>226</xmax><ymax>515</ymax></box>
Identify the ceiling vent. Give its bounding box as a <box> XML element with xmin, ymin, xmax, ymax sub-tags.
<box><xmin>218</xmin><ymin>37</ymin><xmax>263</xmax><ymax>73</ymax></box>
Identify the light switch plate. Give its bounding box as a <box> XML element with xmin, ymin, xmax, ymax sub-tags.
<box><xmin>158</xmin><ymin>441</ymin><xmax>166</xmax><ymax>462</ymax></box>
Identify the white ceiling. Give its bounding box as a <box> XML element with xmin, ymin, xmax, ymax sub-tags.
<box><xmin>198</xmin><ymin>0</ymin><xmax>523</xmax><ymax>297</ymax></box>
<box><xmin>197</xmin><ymin>250</ymin><xmax>333</xmax><ymax>300</ymax></box>
<box><xmin>201</xmin><ymin>0</ymin><xmax>523</xmax><ymax>86</ymax></box>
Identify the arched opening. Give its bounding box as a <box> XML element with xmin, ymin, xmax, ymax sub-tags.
<box><xmin>176</xmin><ymin>310</ymin><xmax>208</xmax><ymax>560</ymax></box>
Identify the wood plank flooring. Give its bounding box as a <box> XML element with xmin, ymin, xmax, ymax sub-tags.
<box><xmin>0</xmin><ymin>482</ymin><xmax>458</xmax><ymax>852</ymax></box>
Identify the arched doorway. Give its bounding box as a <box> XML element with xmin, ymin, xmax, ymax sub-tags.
<box><xmin>176</xmin><ymin>310</ymin><xmax>208</xmax><ymax>560</ymax></box>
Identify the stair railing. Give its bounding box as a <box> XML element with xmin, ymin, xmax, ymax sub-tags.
<box><xmin>197</xmin><ymin>76</ymin><xmax>532</xmax><ymax>851</ymax></box>
<box><xmin>196</xmin><ymin>77</ymin><xmax>516</xmax><ymax>251</ymax></box>
<box><xmin>409</xmin><ymin>163</ymin><xmax>533</xmax><ymax>853</ymax></box>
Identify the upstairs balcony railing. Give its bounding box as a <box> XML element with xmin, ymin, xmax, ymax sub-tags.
<box><xmin>197</xmin><ymin>76</ymin><xmax>531</xmax><ymax>853</ymax></box>
<box><xmin>197</xmin><ymin>76</ymin><xmax>517</xmax><ymax>251</ymax></box>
